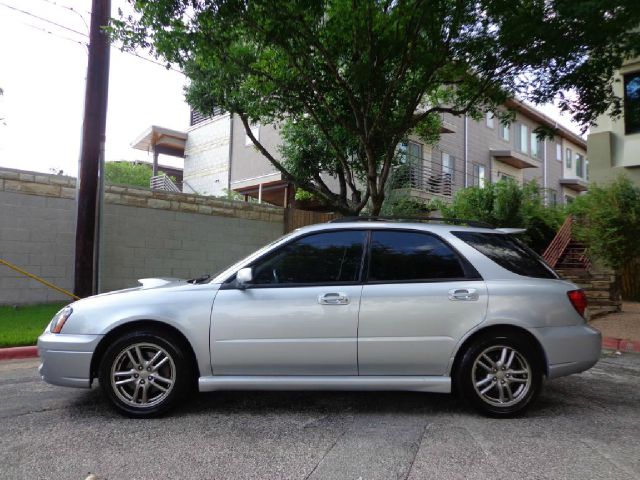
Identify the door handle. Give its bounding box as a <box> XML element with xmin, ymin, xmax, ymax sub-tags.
<box><xmin>318</xmin><ymin>292</ymin><xmax>350</xmax><ymax>305</ymax></box>
<box><xmin>448</xmin><ymin>288</ymin><xmax>479</xmax><ymax>301</ymax></box>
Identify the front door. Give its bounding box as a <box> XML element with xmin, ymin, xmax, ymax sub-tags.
<box><xmin>210</xmin><ymin>230</ymin><xmax>367</xmax><ymax>376</ymax></box>
<box><xmin>358</xmin><ymin>230</ymin><xmax>488</xmax><ymax>376</ymax></box>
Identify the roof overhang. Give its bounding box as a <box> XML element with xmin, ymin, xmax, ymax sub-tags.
<box><xmin>504</xmin><ymin>98</ymin><xmax>587</xmax><ymax>149</ymax></box>
<box><xmin>235</xmin><ymin>180</ymin><xmax>289</xmax><ymax>206</ymax></box>
<box><xmin>559</xmin><ymin>177</ymin><xmax>589</xmax><ymax>192</ymax></box>
<box><xmin>490</xmin><ymin>149</ymin><xmax>538</xmax><ymax>169</ymax></box>
<box><xmin>131</xmin><ymin>125</ymin><xmax>187</xmax><ymax>158</ymax></box>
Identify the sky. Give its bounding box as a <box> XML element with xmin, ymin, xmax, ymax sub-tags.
<box><xmin>0</xmin><ymin>0</ymin><xmax>584</xmax><ymax>177</ymax></box>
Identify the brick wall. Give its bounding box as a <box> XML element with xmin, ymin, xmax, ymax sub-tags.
<box><xmin>0</xmin><ymin>167</ymin><xmax>284</xmax><ymax>305</ymax></box>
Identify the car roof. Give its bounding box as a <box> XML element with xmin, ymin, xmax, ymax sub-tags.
<box><xmin>293</xmin><ymin>221</ymin><xmax>499</xmax><ymax>235</ymax></box>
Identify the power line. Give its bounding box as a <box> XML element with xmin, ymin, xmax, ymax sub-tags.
<box><xmin>5</xmin><ymin>3</ymin><xmax>182</xmax><ymax>73</ymax></box>
<box><xmin>21</xmin><ymin>21</ymin><xmax>88</xmax><ymax>49</ymax></box>
<box><xmin>34</xmin><ymin>0</ymin><xmax>90</xmax><ymax>32</ymax></box>
<box><xmin>0</xmin><ymin>1</ymin><xmax>86</xmax><ymax>37</ymax></box>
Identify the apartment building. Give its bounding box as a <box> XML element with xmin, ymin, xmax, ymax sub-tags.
<box><xmin>587</xmin><ymin>56</ymin><xmax>640</xmax><ymax>186</ymax></box>
<box><xmin>135</xmin><ymin>101</ymin><xmax>588</xmax><ymax>207</ymax></box>
<box><xmin>222</xmin><ymin>100</ymin><xmax>587</xmax><ymax>207</ymax></box>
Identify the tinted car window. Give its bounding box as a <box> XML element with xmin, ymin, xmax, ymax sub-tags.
<box><xmin>452</xmin><ymin>232</ymin><xmax>557</xmax><ymax>279</ymax></box>
<box><xmin>368</xmin><ymin>231</ymin><xmax>465</xmax><ymax>281</ymax></box>
<box><xmin>252</xmin><ymin>230</ymin><xmax>366</xmax><ymax>285</ymax></box>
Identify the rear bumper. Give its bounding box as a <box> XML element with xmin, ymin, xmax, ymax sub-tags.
<box><xmin>37</xmin><ymin>331</ymin><xmax>103</xmax><ymax>388</ymax></box>
<box><xmin>533</xmin><ymin>324</ymin><xmax>602</xmax><ymax>379</ymax></box>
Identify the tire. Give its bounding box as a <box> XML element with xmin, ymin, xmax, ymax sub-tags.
<box><xmin>456</xmin><ymin>332</ymin><xmax>542</xmax><ymax>418</ymax></box>
<box><xmin>98</xmin><ymin>329</ymin><xmax>193</xmax><ymax>418</ymax></box>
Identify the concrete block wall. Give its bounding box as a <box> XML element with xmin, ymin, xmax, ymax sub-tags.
<box><xmin>0</xmin><ymin>169</ymin><xmax>77</xmax><ymax>304</ymax></box>
<box><xmin>100</xmin><ymin>191</ymin><xmax>283</xmax><ymax>293</ymax></box>
<box><xmin>0</xmin><ymin>167</ymin><xmax>284</xmax><ymax>305</ymax></box>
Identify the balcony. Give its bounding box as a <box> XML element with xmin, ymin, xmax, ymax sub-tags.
<box><xmin>388</xmin><ymin>157</ymin><xmax>472</xmax><ymax>202</ymax></box>
<box><xmin>559</xmin><ymin>177</ymin><xmax>589</xmax><ymax>192</ymax></box>
<box><xmin>489</xmin><ymin>149</ymin><xmax>537</xmax><ymax>169</ymax></box>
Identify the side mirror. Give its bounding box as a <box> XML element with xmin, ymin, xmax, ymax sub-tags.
<box><xmin>236</xmin><ymin>267</ymin><xmax>253</xmax><ymax>288</ymax></box>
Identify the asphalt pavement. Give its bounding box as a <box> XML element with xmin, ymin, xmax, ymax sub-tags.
<box><xmin>0</xmin><ymin>353</ymin><xmax>639</xmax><ymax>480</ymax></box>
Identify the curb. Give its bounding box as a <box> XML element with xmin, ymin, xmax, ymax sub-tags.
<box><xmin>0</xmin><ymin>346</ymin><xmax>38</xmax><ymax>361</ymax></box>
<box><xmin>602</xmin><ymin>337</ymin><xmax>640</xmax><ymax>353</ymax></box>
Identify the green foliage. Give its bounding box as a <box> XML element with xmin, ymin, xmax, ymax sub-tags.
<box><xmin>380</xmin><ymin>194</ymin><xmax>435</xmax><ymax>217</ymax></box>
<box><xmin>0</xmin><ymin>303</ymin><xmax>66</xmax><ymax>347</ymax></box>
<box><xmin>105</xmin><ymin>162</ymin><xmax>153</xmax><ymax>187</ymax></box>
<box><xmin>294</xmin><ymin>189</ymin><xmax>316</xmax><ymax>202</ymax></box>
<box><xmin>569</xmin><ymin>176</ymin><xmax>640</xmax><ymax>271</ymax></box>
<box><xmin>220</xmin><ymin>188</ymin><xmax>248</xmax><ymax>201</ymax></box>
<box><xmin>111</xmin><ymin>0</ymin><xmax>640</xmax><ymax>214</ymax></box>
<box><xmin>437</xmin><ymin>180</ymin><xmax>565</xmax><ymax>252</ymax></box>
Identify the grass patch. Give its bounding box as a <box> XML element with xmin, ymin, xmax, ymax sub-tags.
<box><xmin>0</xmin><ymin>303</ymin><xmax>67</xmax><ymax>347</ymax></box>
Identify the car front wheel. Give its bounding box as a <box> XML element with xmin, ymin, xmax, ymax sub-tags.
<box><xmin>98</xmin><ymin>330</ymin><xmax>192</xmax><ymax>417</ymax></box>
<box><xmin>457</xmin><ymin>333</ymin><xmax>542</xmax><ymax>417</ymax></box>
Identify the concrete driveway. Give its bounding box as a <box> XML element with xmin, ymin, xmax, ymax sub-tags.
<box><xmin>1</xmin><ymin>353</ymin><xmax>638</xmax><ymax>480</ymax></box>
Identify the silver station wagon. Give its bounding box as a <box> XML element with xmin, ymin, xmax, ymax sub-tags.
<box><xmin>38</xmin><ymin>218</ymin><xmax>601</xmax><ymax>418</ymax></box>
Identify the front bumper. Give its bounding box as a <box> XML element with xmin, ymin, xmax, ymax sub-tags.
<box><xmin>533</xmin><ymin>324</ymin><xmax>602</xmax><ymax>379</ymax></box>
<box><xmin>37</xmin><ymin>331</ymin><xmax>103</xmax><ymax>388</ymax></box>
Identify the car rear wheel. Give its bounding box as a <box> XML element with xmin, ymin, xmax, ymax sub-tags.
<box><xmin>98</xmin><ymin>330</ymin><xmax>192</xmax><ymax>417</ymax></box>
<box><xmin>457</xmin><ymin>333</ymin><xmax>542</xmax><ymax>417</ymax></box>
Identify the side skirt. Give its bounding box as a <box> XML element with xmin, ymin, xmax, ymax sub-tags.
<box><xmin>198</xmin><ymin>375</ymin><xmax>451</xmax><ymax>393</ymax></box>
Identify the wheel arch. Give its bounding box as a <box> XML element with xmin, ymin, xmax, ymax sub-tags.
<box><xmin>449</xmin><ymin>324</ymin><xmax>548</xmax><ymax>393</ymax></box>
<box><xmin>90</xmin><ymin>319</ymin><xmax>200</xmax><ymax>384</ymax></box>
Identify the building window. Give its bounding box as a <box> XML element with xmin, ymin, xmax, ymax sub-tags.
<box><xmin>556</xmin><ymin>142</ymin><xmax>562</xmax><ymax>162</ymax></box>
<box><xmin>565</xmin><ymin>148</ymin><xmax>572</xmax><ymax>169</ymax></box>
<box><xmin>624</xmin><ymin>71</ymin><xmax>640</xmax><ymax>135</ymax></box>
<box><xmin>576</xmin><ymin>154</ymin><xmax>585</xmax><ymax>178</ymax></box>
<box><xmin>245</xmin><ymin>123</ymin><xmax>260</xmax><ymax>146</ymax></box>
<box><xmin>565</xmin><ymin>195</ymin><xmax>575</xmax><ymax>205</ymax></box>
<box><xmin>515</xmin><ymin>123</ymin><xmax>529</xmax><ymax>154</ymax></box>
<box><xmin>498</xmin><ymin>171</ymin><xmax>514</xmax><ymax>182</ymax></box>
<box><xmin>530</xmin><ymin>132</ymin><xmax>538</xmax><ymax>158</ymax></box>
<box><xmin>547</xmin><ymin>189</ymin><xmax>557</xmax><ymax>206</ymax></box>
<box><xmin>586</xmin><ymin>160</ymin><xmax>589</xmax><ymax>181</ymax></box>
<box><xmin>472</xmin><ymin>163</ymin><xmax>486</xmax><ymax>188</ymax></box>
<box><xmin>442</xmin><ymin>152</ymin><xmax>455</xmax><ymax>180</ymax></box>
<box><xmin>486</xmin><ymin>112</ymin><xmax>495</xmax><ymax>129</ymax></box>
<box><xmin>407</xmin><ymin>141</ymin><xmax>422</xmax><ymax>162</ymax></box>
<box><xmin>500</xmin><ymin>123</ymin><xmax>510</xmax><ymax>141</ymax></box>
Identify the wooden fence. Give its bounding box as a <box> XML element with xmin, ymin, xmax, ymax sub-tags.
<box><xmin>284</xmin><ymin>208</ymin><xmax>338</xmax><ymax>233</ymax></box>
<box><xmin>621</xmin><ymin>259</ymin><xmax>640</xmax><ymax>301</ymax></box>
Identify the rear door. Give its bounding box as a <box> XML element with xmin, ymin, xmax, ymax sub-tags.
<box><xmin>358</xmin><ymin>230</ymin><xmax>488</xmax><ymax>376</ymax></box>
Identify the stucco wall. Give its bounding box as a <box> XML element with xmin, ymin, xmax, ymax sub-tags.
<box><xmin>0</xmin><ymin>168</ymin><xmax>284</xmax><ymax>305</ymax></box>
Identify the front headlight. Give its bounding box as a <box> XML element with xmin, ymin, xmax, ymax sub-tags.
<box><xmin>50</xmin><ymin>306</ymin><xmax>73</xmax><ymax>333</ymax></box>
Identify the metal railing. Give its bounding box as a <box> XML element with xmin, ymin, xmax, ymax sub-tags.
<box><xmin>388</xmin><ymin>158</ymin><xmax>470</xmax><ymax>199</ymax></box>
<box><xmin>150</xmin><ymin>174</ymin><xmax>181</xmax><ymax>193</ymax></box>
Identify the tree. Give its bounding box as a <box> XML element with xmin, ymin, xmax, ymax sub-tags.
<box><xmin>569</xmin><ymin>176</ymin><xmax>640</xmax><ymax>272</ymax></box>
<box><xmin>437</xmin><ymin>180</ymin><xmax>565</xmax><ymax>252</ymax></box>
<box><xmin>105</xmin><ymin>161</ymin><xmax>154</xmax><ymax>187</ymax></box>
<box><xmin>112</xmin><ymin>0</ymin><xmax>640</xmax><ymax>214</ymax></box>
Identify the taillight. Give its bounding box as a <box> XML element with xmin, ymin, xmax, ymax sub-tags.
<box><xmin>567</xmin><ymin>290</ymin><xmax>587</xmax><ymax>318</ymax></box>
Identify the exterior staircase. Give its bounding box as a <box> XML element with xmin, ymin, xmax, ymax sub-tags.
<box><xmin>543</xmin><ymin>216</ymin><xmax>621</xmax><ymax>319</ymax></box>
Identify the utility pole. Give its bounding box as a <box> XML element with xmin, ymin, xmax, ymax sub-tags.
<box><xmin>74</xmin><ymin>0</ymin><xmax>111</xmax><ymax>298</ymax></box>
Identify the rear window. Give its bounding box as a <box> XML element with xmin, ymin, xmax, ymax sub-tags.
<box><xmin>452</xmin><ymin>232</ymin><xmax>558</xmax><ymax>279</ymax></box>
